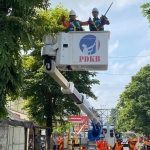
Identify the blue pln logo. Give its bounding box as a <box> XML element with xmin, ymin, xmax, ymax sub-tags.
<box><xmin>79</xmin><ymin>35</ymin><xmax>100</xmax><ymax>55</ymax></box>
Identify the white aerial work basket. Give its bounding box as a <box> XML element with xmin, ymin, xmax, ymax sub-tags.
<box><xmin>41</xmin><ymin>31</ymin><xmax>110</xmax><ymax>71</ymax></box>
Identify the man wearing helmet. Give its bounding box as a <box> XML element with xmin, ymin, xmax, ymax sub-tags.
<box><xmin>96</xmin><ymin>135</ymin><xmax>107</xmax><ymax>150</ymax></box>
<box><xmin>62</xmin><ymin>10</ymin><xmax>89</xmax><ymax>32</ymax></box>
<box><xmin>114</xmin><ymin>138</ymin><xmax>123</xmax><ymax>150</ymax></box>
<box><xmin>89</xmin><ymin>8</ymin><xmax>110</xmax><ymax>31</ymax></box>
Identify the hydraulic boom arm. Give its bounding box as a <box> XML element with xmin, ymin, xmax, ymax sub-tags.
<box><xmin>41</xmin><ymin>33</ymin><xmax>108</xmax><ymax>139</ymax></box>
<box><xmin>44</xmin><ymin>60</ymin><xmax>101</xmax><ymax>125</ymax></box>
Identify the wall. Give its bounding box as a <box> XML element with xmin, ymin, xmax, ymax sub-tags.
<box><xmin>0</xmin><ymin>123</ymin><xmax>8</xmax><ymax>150</ymax></box>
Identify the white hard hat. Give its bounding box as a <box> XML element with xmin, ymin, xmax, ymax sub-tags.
<box><xmin>92</xmin><ymin>8</ymin><xmax>99</xmax><ymax>13</ymax></box>
<box><xmin>69</xmin><ymin>10</ymin><xmax>76</xmax><ymax>16</ymax></box>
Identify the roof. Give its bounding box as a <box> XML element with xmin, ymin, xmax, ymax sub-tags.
<box><xmin>0</xmin><ymin>109</ymin><xmax>33</xmax><ymax>128</ymax></box>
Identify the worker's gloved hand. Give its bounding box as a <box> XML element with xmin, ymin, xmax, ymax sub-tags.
<box><xmin>100</xmin><ymin>15</ymin><xmax>110</xmax><ymax>25</ymax></box>
<box><xmin>88</xmin><ymin>17</ymin><xmax>92</xmax><ymax>23</ymax></box>
<box><xmin>61</xmin><ymin>16</ymin><xmax>65</xmax><ymax>22</ymax></box>
<box><xmin>105</xmin><ymin>18</ymin><xmax>110</xmax><ymax>25</ymax></box>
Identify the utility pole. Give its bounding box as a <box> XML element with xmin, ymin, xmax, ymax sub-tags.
<box><xmin>96</xmin><ymin>109</ymin><xmax>112</xmax><ymax>124</ymax></box>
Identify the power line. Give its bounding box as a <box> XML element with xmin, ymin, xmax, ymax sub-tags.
<box><xmin>98</xmin><ymin>73</ymin><xmax>134</xmax><ymax>75</ymax></box>
<box><xmin>109</xmin><ymin>55</ymin><xmax>150</xmax><ymax>58</ymax></box>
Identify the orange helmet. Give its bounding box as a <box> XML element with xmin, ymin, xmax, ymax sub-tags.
<box><xmin>133</xmin><ymin>138</ymin><xmax>137</xmax><ymax>142</ymax></box>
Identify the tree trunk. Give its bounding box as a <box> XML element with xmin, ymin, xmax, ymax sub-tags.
<box><xmin>46</xmin><ymin>129</ymin><xmax>51</xmax><ymax>150</ymax></box>
<box><xmin>45</xmin><ymin>93</ymin><xmax>56</xmax><ymax>150</ymax></box>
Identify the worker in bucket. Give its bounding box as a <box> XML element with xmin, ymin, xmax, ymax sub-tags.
<box><xmin>96</xmin><ymin>135</ymin><xmax>107</xmax><ymax>150</ymax></box>
<box><xmin>89</xmin><ymin>8</ymin><xmax>110</xmax><ymax>31</ymax></box>
<box><xmin>62</xmin><ymin>10</ymin><xmax>89</xmax><ymax>31</ymax></box>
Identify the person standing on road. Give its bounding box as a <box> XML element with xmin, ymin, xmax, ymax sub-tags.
<box><xmin>114</xmin><ymin>138</ymin><xmax>123</xmax><ymax>150</ymax></box>
<box><xmin>135</xmin><ymin>137</ymin><xmax>147</xmax><ymax>150</ymax></box>
<box><xmin>133</xmin><ymin>138</ymin><xmax>138</xmax><ymax>147</ymax></box>
<box><xmin>129</xmin><ymin>138</ymin><xmax>135</xmax><ymax>150</ymax></box>
<box><xmin>35</xmin><ymin>132</ymin><xmax>41</xmax><ymax>150</ymax></box>
<box><xmin>57</xmin><ymin>136</ymin><xmax>61</xmax><ymax>150</ymax></box>
<box><xmin>96</xmin><ymin>135</ymin><xmax>107</xmax><ymax>150</ymax></box>
<box><xmin>145</xmin><ymin>137</ymin><xmax>150</xmax><ymax>150</ymax></box>
<box><xmin>53</xmin><ymin>135</ymin><xmax>57</xmax><ymax>150</ymax></box>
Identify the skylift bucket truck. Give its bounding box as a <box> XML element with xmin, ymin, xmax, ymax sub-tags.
<box><xmin>41</xmin><ymin>31</ymin><xmax>115</xmax><ymax>149</ymax></box>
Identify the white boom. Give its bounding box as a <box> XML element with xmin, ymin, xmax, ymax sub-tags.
<box><xmin>43</xmin><ymin>59</ymin><xmax>101</xmax><ymax>125</ymax></box>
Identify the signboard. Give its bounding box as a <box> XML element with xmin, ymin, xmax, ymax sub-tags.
<box><xmin>56</xmin><ymin>31</ymin><xmax>110</xmax><ymax>71</ymax></box>
<box><xmin>73</xmin><ymin>34</ymin><xmax>101</xmax><ymax>64</ymax></box>
<box><xmin>68</xmin><ymin>116</ymin><xmax>88</xmax><ymax>122</ymax></box>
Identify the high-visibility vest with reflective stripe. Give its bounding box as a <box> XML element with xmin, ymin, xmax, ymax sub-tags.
<box><xmin>68</xmin><ymin>19</ymin><xmax>82</xmax><ymax>31</ymax></box>
<box><xmin>114</xmin><ymin>142</ymin><xmax>123</xmax><ymax>150</ymax></box>
<box><xmin>96</xmin><ymin>141</ymin><xmax>107</xmax><ymax>150</ymax></box>
<box><xmin>57</xmin><ymin>138</ymin><xmax>61</xmax><ymax>145</ymax></box>
<box><xmin>72</xmin><ymin>139</ymin><xmax>75</xmax><ymax>148</ymax></box>
<box><xmin>59</xmin><ymin>139</ymin><xmax>63</xmax><ymax>150</ymax></box>
<box><xmin>89</xmin><ymin>17</ymin><xmax>104</xmax><ymax>31</ymax></box>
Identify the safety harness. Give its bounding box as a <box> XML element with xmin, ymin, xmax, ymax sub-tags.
<box><xmin>91</xmin><ymin>21</ymin><xmax>98</xmax><ymax>31</ymax></box>
<box><xmin>70</xmin><ymin>21</ymin><xmax>82</xmax><ymax>31</ymax></box>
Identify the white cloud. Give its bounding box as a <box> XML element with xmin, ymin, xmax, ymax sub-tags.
<box><xmin>129</xmin><ymin>49</ymin><xmax>150</xmax><ymax>70</ymax></box>
<box><xmin>51</xmin><ymin>0</ymin><xmax>143</xmax><ymax>21</ymax></box>
<box><xmin>109</xmin><ymin>40</ymin><xmax>119</xmax><ymax>53</ymax></box>
<box><xmin>110</xmin><ymin>62</ymin><xmax>124</xmax><ymax>73</ymax></box>
<box><xmin>78</xmin><ymin>0</ymin><xmax>143</xmax><ymax>11</ymax></box>
<box><xmin>116</xmin><ymin>0</ymin><xmax>143</xmax><ymax>8</ymax></box>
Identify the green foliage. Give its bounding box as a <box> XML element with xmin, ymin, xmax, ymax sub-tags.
<box><xmin>116</xmin><ymin>64</ymin><xmax>150</xmax><ymax>135</ymax></box>
<box><xmin>107</xmin><ymin>108</ymin><xmax>118</xmax><ymax>125</ymax></box>
<box><xmin>141</xmin><ymin>2</ymin><xmax>150</xmax><ymax>25</ymax></box>
<box><xmin>0</xmin><ymin>0</ymin><xmax>49</xmax><ymax>118</ymax></box>
<box><xmin>53</xmin><ymin>122</ymin><xmax>73</xmax><ymax>133</ymax></box>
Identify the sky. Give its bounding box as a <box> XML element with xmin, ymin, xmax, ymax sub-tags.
<box><xmin>51</xmin><ymin>0</ymin><xmax>150</xmax><ymax>109</ymax></box>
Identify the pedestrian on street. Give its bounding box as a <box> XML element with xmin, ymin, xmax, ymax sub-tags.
<box><xmin>53</xmin><ymin>135</ymin><xmax>57</xmax><ymax>150</ymax></box>
<box><xmin>114</xmin><ymin>138</ymin><xmax>123</xmax><ymax>150</ymax></box>
<box><xmin>96</xmin><ymin>135</ymin><xmax>107</xmax><ymax>150</ymax></box>
<box><xmin>57</xmin><ymin>136</ymin><xmax>61</xmax><ymax>150</ymax></box>
<box><xmin>35</xmin><ymin>132</ymin><xmax>41</xmax><ymax>150</ymax></box>
<box><xmin>135</xmin><ymin>136</ymin><xmax>147</xmax><ymax>150</ymax></box>
<box><xmin>133</xmin><ymin>138</ymin><xmax>138</xmax><ymax>147</ymax></box>
<box><xmin>145</xmin><ymin>137</ymin><xmax>150</xmax><ymax>150</ymax></box>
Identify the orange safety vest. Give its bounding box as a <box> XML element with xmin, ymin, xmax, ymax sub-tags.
<box><xmin>114</xmin><ymin>142</ymin><xmax>123</xmax><ymax>150</ymax></box>
<box><xmin>72</xmin><ymin>139</ymin><xmax>75</xmax><ymax>148</ymax></box>
<box><xmin>145</xmin><ymin>141</ymin><xmax>150</xmax><ymax>145</ymax></box>
<box><xmin>59</xmin><ymin>139</ymin><xmax>63</xmax><ymax>150</ymax></box>
<box><xmin>145</xmin><ymin>141</ymin><xmax>150</xmax><ymax>150</ymax></box>
<box><xmin>129</xmin><ymin>140</ymin><xmax>135</xmax><ymax>150</ymax></box>
<box><xmin>96</xmin><ymin>141</ymin><xmax>107</xmax><ymax>150</ymax></box>
<box><xmin>57</xmin><ymin>138</ymin><xmax>61</xmax><ymax>145</ymax></box>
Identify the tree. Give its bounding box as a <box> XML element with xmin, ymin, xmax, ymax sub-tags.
<box><xmin>141</xmin><ymin>2</ymin><xmax>150</xmax><ymax>25</ymax></box>
<box><xmin>0</xmin><ymin>0</ymin><xmax>50</xmax><ymax>118</ymax></box>
<box><xmin>21</xmin><ymin>5</ymin><xmax>99</xmax><ymax>149</ymax></box>
<box><xmin>116</xmin><ymin>64</ymin><xmax>150</xmax><ymax>135</ymax></box>
<box><xmin>107</xmin><ymin>108</ymin><xmax>118</xmax><ymax>125</ymax></box>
